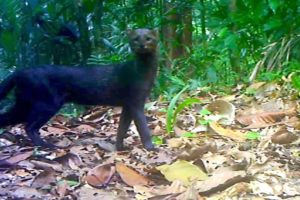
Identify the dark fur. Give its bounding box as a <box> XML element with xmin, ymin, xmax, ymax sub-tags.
<box><xmin>0</xmin><ymin>28</ymin><xmax>158</xmax><ymax>150</ymax></box>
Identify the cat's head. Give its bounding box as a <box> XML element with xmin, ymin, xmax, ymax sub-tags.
<box><xmin>127</xmin><ymin>28</ymin><xmax>158</xmax><ymax>54</ymax></box>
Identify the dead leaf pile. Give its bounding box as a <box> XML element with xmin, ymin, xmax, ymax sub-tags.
<box><xmin>0</xmin><ymin>79</ymin><xmax>300</xmax><ymax>199</ymax></box>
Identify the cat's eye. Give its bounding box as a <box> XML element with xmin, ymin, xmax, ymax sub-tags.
<box><xmin>146</xmin><ymin>37</ymin><xmax>152</xmax><ymax>41</ymax></box>
<box><xmin>133</xmin><ymin>37</ymin><xmax>139</xmax><ymax>42</ymax></box>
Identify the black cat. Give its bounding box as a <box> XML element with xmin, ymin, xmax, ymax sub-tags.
<box><xmin>0</xmin><ymin>28</ymin><xmax>158</xmax><ymax>150</ymax></box>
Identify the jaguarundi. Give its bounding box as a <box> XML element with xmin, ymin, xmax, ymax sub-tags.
<box><xmin>0</xmin><ymin>28</ymin><xmax>158</xmax><ymax>150</ymax></box>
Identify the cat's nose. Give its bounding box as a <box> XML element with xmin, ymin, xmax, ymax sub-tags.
<box><xmin>140</xmin><ymin>44</ymin><xmax>145</xmax><ymax>49</ymax></box>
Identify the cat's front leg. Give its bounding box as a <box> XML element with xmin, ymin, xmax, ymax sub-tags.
<box><xmin>130</xmin><ymin>105</ymin><xmax>154</xmax><ymax>150</ymax></box>
<box><xmin>116</xmin><ymin>106</ymin><xmax>132</xmax><ymax>151</ymax></box>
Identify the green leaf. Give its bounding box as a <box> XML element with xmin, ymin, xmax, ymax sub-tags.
<box><xmin>181</xmin><ymin>132</ymin><xmax>197</xmax><ymax>138</ymax></box>
<box><xmin>152</xmin><ymin>136</ymin><xmax>164</xmax><ymax>145</ymax></box>
<box><xmin>199</xmin><ymin>119</ymin><xmax>211</xmax><ymax>125</ymax></box>
<box><xmin>268</xmin><ymin>0</ymin><xmax>280</xmax><ymax>13</ymax></box>
<box><xmin>166</xmin><ymin>85</ymin><xmax>189</xmax><ymax>135</ymax></box>
<box><xmin>245</xmin><ymin>88</ymin><xmax>256</xmax><ymax>95</ymax></box>
<box><xmin>246</xmin><ymin>131</ymin><xmax>261</xmax><ymax>140</ymax></box>
<box><xmin>207</xmin><ymin>67</ymin><xmax>218</xmax><ymax>83</ymax></box>
<box><xmin>173</xmin><ymin>97</ymin><xmax>201</xmax><ymax>123</ymax></box>
<box><xmin>263</xmin><ymin>18</ymin><xmax>282</xmax><ymax>31</ymax></box>
<box><xmin>218</xmin><ymin>27</ymin><xmax>229</xmax><ymax>38</ymax></box>
<box><xmin>82</xmin><ymin>0</ymin><xmax>98</xmax><ymax>12</ymax></box>
<box><xmin>0</xmin><ymin>31</ymin><xmax>17</xmax><ymax>52</ymax></box>
<box><xmin>224</xmin><ymin>34</ymin><xmax>238</xmax><ymax>50</ymax></box>
<box><xmin>292</xmin><ymin>75</ymin><xmax>300</xmax><ymax>92</ymax></box>
<box><xmin>200</xmin><ymin>109</ymin><xmax>211</xmax><ymax>116</ymax></box>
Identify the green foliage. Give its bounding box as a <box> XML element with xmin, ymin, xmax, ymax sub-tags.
<box><xmin>166</xmin><ymin>85</ymin><xmax>201</xmax><ymax>136</ymax></box>
<box><xmin>0</xmin><ymin>0</ymin><xmax>299</xmax><ymax>107</ymax></box>
<box><xmin>181</xmin><ymin>132</ymin><xmax>197</xmax><ymax>138</ymax></box>
<box><xmin>258</xmin><ymin>71</ymin><xmax>281</xmax><ymax>82</ymax></box>
<box><xmin>199</xmin><ymin>108</ymin><xmax>212</xmax><ymax>125</ymax></box>
<box><xmin>152</xmin><ymin>135</ymin><xmax>164</xmax><ymax>145</ymax></box>
<box><xmin>246</xmin><ymin>131</ymin><xmax>261</xmax><ymax>140</ymax></box>
<box><xmin>166</xmin><ymin>86</ymin><xmax>189</xmax><ymax>135</ymax></box>
<box><xmin>199</xmin><ymin>109</ymin><xmax>211</xmax><ymax>116</ymax></box>
<box><xmin>244</xmin><ymin>88</ymin><xmax>256</xmax><ymax>96</ymax></box>
<box><xmin>291</xmin><ymin>74</ymin><xmax>300</xmax><ymax>92</ymax></box>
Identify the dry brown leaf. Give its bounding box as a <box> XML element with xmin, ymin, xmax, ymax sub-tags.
<box><xmin>236</xmin><ymin>109</ymin><xmax>296</xmax><ymax>129</ymax></box>
<box><xmin>85</xmin><ymin>164</ymin><xmax>115</xmax><ymax>188</ymax></box>
<box><xmin>30</xmin><ymin>160</ymin><xmax>63</xmax><ymax>171</ymax></box>
<box><xmin>167</xmin><ymin>138</ymin><xmax>185</xmax><ymax>148</ymax></box>
<box><xmin>176</xmin><ymin>114</ymin><xmax>196</xmax><ymax>130</ymax></box>
<box><xmin>247</xmin><ymin>82</ymin><xmax>266</xmax><ymax>90</ymax></box>
<box><xmin>177</xmin><ymin>143</ymin><xmax>216</xmax><ymax>161</ymax></box>
<box><xmin>271</xmin><ymin>127</ymin><xmax>298</xmax><ymax>144</ymax></box>
<box><xmin>75</xmin><ymin>124</ymin><xmax>96</xmax><ymax>133</ymax></box>
<box><xmin>14</xmin><ymin>169</ymin><xmax>31</xmax><ymax>177</ymax></box>
<box><xmin>52</xmin><ymin>114</ymin><xmax>69</xmax><ymax>125</ymax></box>
<box><xmin>153</xmin><ymin>125</ymin><xmax>164</xmax><ymax>136</ymax></box>
<box><xmin>56</xmin><ymin>180</ymin><xmax>69</xmax><ymax>197</ymax></box>
<box><xmin>116</xmin><ymin>162</ymin><xmax>150</xmax><ymax>186</ymax></box>
<box><xmin>255</xmin><ymin>82</ymin><xmax>279</xmax><ymax>99</ymax></box>
<box><xmin>31</xmin><ymin>168</ymin><xmax>56</xmax><ymax>189</ymax></box>
<box><xmin>206</xmin><ymin>100</ymin><xmax>235</xmax><ymax>125</ymax></box>
<box><xmin>174</xmin><ymin>126</ymin><xmax>186</xmax><ymax>136</ymax></box>
<box><xmin>176</xmin><ymin>186</ymin><xmax>204</xmax><ymax>200</ymax></box>
<box><xmin>134</xmin><ymin>180</ymin><xmax>187</xmax><ymax>199</ymax></box>
<box><xmin>54</xmin><ymin>152</ymin><xmax>82</xmax><ymax>169</ymax></box>
<box><xmin>209</xmin><ymin>122</ymin><xmax>246</xmax><ymax>142</ymax></box>
<box><xmin>77</xmin><ymin>186</ymin><xmax>123</xmax><ymax>200</ymax></box>
<box><xmin>0</xmin><ymin>150</ymin><xmax>32</xmax><ymax>167</ymax></box>
<box><xmin>46</xmin><ymin>126</ymin><xmax>69</xmax><ymax>135</ymax></box>
<box><xmin>195</xmin><ymin>170</ymin><xmax>249</xmax><ymax>196</ymax></box>
<box><xmin>12</xmin><ymin>187</ymin><xmax>44</xmax><ymax>199</ymax></box>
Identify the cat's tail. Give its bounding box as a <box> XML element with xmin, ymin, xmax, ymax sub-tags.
<box><xmin>0</xmin><ymin>73</ymin><xmax>16</xmax><ymax>101</ymax></box>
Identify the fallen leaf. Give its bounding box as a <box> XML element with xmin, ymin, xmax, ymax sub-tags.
<box><xmin>30</xmin><ymin>160</ymin><xmax>63</xmax><ymax>171</ymax></box>
<box><xmin>31</xmin><ymin>168</ymin><xmax>56</xmax><ymax>189</ymax></box>
<box><xmin>177</xmin><ymin>143</ymin><xmax>216</xmax><ymax>161</ymax></box>
<box><xmin>271</xmin><ymin>127</ymin><xmax>298</xmax><ymax>144</ymax></box>
<box><xmin>206</xmin><ymin>100</ymin><xmax>235</xmax><ymax>125</ymax></box>
<box><xmin>254</xmin><ymin>82</ymin><xmax>279</xmax><ymax>99</ymax></box>
<box><xmin>54</xmin><ymin>152</ymin><xmax>82</xmax><ymax>169</ymax></box>
<box><xmin>75</xmin><ymin>124</ymin><xmax>96</xmax><ymax>133</ymax></box>
<box><xmin>209</xmin><ymin>122</ymin><xmax>246</xmax><ymax>142</ymax></box>
<box><xmin>12</xmin><ymin>187</ymin><xmax>43</xmax><ymax>199</ymax></box>
<box><xmin>246</xmin><ymin>82</ymin><xmax>266</xmax><ymax>91</ymax></box>
<box><xmin>133</xmin><ymin>180</ymin><xmax>186</xmax><ymax>199</ymax></box>
<box><xmin>236</xmin><ymin>109</ymin><xmax>296</xmax><ymax>129</ymax></box>
<box><xmin>156</xmin><ymin>160</ymin><xmax>207</xmax><ymax>186</ymax></box>
<box><xmin>14</xmin><ymin>169</ymin><xmax>30</xmax><ymax>177</ymax></box>
<box><xmin>195</xmin><ymin>170</ymin><xmax>249</xmax><ymax>196</ymax></box>
<box><xmin>77</xmin><ymin>186</ymin><xmax>127</xmax><ymax>200</ymax></box>
<box><xmin>116</xmin><ymin>162</ymin><xmax>150</xmax><ymax>186</ymax></box>
<box><xmin>46</xmin><ymin>126</ymin><xmax>69</xmax><ymax>135</ymax></box>
<box><xmin>56</xmin><ymin>180</ymin><xmax>69</xmax><ymax>197</ymax></box>
<box><xmin>85</xmin><ymin>164</ymin><xmax>115</xmax><ymax>188</ymax></box>
<box><xmin>0</xmin><ymin>150</ymin><xmax>32</xmax><ymax>168</ymax></box>
<box><xmin>167</xmin><ymin>138</ymin><xmax>184</xmax><ymax>148</ymax></box>
<box><xmin>176</xmin><ymin>185</ymin><xmax>203</xmax><ymax>200</ymax></box>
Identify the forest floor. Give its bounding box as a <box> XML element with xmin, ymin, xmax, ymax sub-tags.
<box><xmin>0</xmin><ymin>79</ymin><xmax>300</xmax><ymax>200</ymax></box>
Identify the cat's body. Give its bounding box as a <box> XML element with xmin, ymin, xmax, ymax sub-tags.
<box><xmin>0</xmin><ymin>28</ymin><xmax>158</xmax><ymax>150</ymax></box>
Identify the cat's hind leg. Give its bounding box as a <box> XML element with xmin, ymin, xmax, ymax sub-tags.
<box><xmin>25</xmin><ymin>101</ymin><xmax>63</xmax><ymax>148</ymax></box>
<box><xmin>0</xmin><ymin>103</ymin><xmax>28</xmax><ymax>127</ymax></box>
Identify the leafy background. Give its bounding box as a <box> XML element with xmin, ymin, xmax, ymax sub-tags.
<box><xmin>0</xmin><ymin>0</ymin><xmax>300</xmax><ymax>103</ymax></box>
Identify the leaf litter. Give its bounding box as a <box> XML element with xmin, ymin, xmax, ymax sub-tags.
<box><xmin>0</xmin><ymin>79</ymin><xmax>300</xmax><ymax>199</ymax></box>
